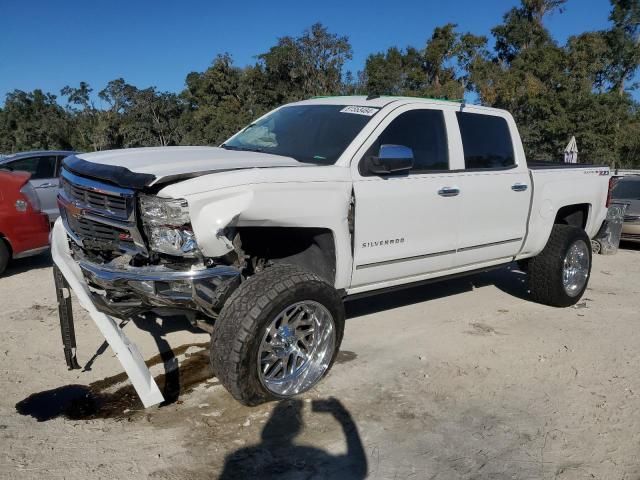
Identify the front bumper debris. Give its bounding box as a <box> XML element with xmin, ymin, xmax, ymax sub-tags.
<box><xmin>50</xmin><ymin>219</ymin><xmax>241</xmax><ymax>407</ymax></box>
<box><xmin>53</xmin><ymin>265</ymin><xmax>81</xmax><ymax>370</ymax></box>
<box><xmin>77</xmin><ymin>256</ymin><xmax>241</xmax><ymax>319</ymax></box>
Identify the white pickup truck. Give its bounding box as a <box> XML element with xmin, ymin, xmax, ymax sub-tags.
<box><xmin>51</xmin><ymin>96</ymin><xmax>612</xmax><ymax>407</ymax></box>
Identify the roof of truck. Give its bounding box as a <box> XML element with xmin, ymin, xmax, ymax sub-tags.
<box><xmin>291</xmin><ymin>94</ymin><xmax>479</xmax><ymax>109</ymax></box>
<box><xmin>290</xmin><ymin>95</ymin><xmax>510</xmax><ymax>116</ymax></box>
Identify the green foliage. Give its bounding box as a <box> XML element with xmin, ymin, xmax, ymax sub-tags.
<box><xmin>0</xmin><ymin>89</ymin><xmax>70</xmax><ymax>152</ymax></box>
<box><xmin>1</xmin><ymin>7</ymin><xmax>639</xmax><ymax>167</ymax></box>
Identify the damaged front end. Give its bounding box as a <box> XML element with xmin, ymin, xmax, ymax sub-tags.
<box><xmin>52</xmin><ymin>165</ymin><xmax>242</xmax><ymax>407</ymax></box>
<box><xmin>57</xmin><ymin>167</ymin><xmax>242</xmax><ymax>319</ymax></box>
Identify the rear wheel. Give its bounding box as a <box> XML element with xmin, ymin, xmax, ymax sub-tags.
<box><xmin>210</xmin><ymin>264</ymin><xmax>344</xmax><ymax>406</ymax></box>
<box><xmin>0</xmin><ymin>240</ymin><xmax>9</xmax><ymax>275</ymax></box>
<box><xmin>528</xmin><ymin>225</ymin><xmax>592</xmax><ymax>307</ymax></box>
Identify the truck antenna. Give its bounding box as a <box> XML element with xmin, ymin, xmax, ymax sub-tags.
<box><xmin>366</xmin><ymin>94</ymin><xmax>380</xmax><ymax>100</ymax></box>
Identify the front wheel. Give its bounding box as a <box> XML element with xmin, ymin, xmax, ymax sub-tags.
<box><xmin>528</xmin><ymin>224</ymin><xmax>592</xmax><ymax>307</ymax></box>
<box><xmin>210</xmin><ymin>264</ymin><xmax>345</xmax><ymax>406</ymax></box>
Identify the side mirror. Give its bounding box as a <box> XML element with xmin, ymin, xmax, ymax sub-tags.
<box><xmin>366</xmin><ymin>144</ymin><xmax>414</xmax><ymax>175</ymax></box>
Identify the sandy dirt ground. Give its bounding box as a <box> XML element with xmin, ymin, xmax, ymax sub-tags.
<box><xmin>1</xmin><ymin>244</ymin><xmax>639</xmax><ymax>479</ymax></box>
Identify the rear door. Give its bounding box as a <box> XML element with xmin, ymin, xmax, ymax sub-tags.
<box><xmin>5</xmin><ymin>155</ymin><xmax>59</xmax><ymax>221</ymax></box>
<box><xmin>452</xmin><ymin>111</ymin><xmax>530</xmax><ymax>266</ymax></box>
<box><xmin>350</xmin><ymin>105</ymin><xmax>461</xmax><ymax>289</ymax></box>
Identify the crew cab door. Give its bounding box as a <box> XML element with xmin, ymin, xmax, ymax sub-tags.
<box><xmin>451</xmin><ymin>110</ymin><xmax>530</xmax><ymax>266</ymax></box>
<box><xmin>350</xmin><ymin>105</ymin><xmax>461</xmax><ymax>289</ymax></box>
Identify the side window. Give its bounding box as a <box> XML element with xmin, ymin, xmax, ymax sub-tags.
<box><xmin>364</xmin><ymin>109</ymin><xmax>449</xmax><ymax>173</ymax></box>
<box><xmin>456</xmin><ymin>112</ymin><xmax>515</xmax><ymax>169</ymax></box>
<box><xmin>6</xmin><ymin>156</ymin><xmax>57</xmax><ymax>179</ymax></box>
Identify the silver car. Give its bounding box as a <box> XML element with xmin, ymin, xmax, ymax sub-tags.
<box><xmin>612</xmin><ymin>175</ymin><xmax>640</xmax><ymax>243</ymax></box>
<box><xmin>0</xmin><ymin>150</ymin><xmax>75</xmax><ymax>222</ymax></box>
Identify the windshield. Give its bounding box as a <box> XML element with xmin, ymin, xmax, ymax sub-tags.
<box><xmin>612</xmin><ymin>179</ymin><xmax>640</xmax><ymax>200</ymax></box>
<box><xmin>223</xmin><ymin>105</ymin><xmax>379</xmax><ymax>165</ymax></box>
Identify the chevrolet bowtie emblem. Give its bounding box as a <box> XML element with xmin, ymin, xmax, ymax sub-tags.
<box><xmin>66</xmin><ymin>201</ymin><xmax>84</xmax><ymax>218</ymax></box>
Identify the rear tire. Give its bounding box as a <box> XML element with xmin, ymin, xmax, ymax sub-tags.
<box><xmin>528</xmin><ymin>225</ymin><xmax>592</xmax><ymax>307</ymax></box>
<box><xmin>210</xmin><ymin>264</ymin><xmax>345</xmax><ymax>406</ymax></box>
<box><xmin>0</xmin><ymin>240</ymin><xmax>9</xmax><ymax>275</ymax></box>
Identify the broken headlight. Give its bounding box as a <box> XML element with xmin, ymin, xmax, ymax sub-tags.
<box><xmin>140</xmin><ymin>195</ymin><xmax>199</xmax><ymax>257</ymax></box>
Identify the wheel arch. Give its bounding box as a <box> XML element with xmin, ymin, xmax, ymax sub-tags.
<box><xmin>554</xmin><ymin>203</ymin><xmax>591</xmax><ymax>230</ymax></box>
<box><xmin>236</xmin><ymin>226</ymin><xmax>338</xmax><ymax>285</ymax></box>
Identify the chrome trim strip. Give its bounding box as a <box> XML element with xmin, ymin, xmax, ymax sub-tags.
<box><xmin>457</xmin><ymin>237</ymin><xmax>523</xmax><ymax>253</ymax></box>
<box><xmin>356</xmin><ymin>249</ymin><xmax>456</xmax><ymax>270</ymax></box>
<box><xmin>355</xmin><ymin>237</ymin><xmax>523</xmax><ymax>269</ymax></box>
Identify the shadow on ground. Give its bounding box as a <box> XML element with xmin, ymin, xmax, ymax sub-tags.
<box><xmin>15</xmin><ymin>339</ymin><xmax>211</xmax><ymax>422</ymax></box>
<box><xmin>2</xmin><ymin>251</ymin><xmax>52</xmax><ymax>278</ymax></box>
<box><xmin>218</xmin><ymin>398</ymin><xmax>367</xmax><ymax>479</ymax></box>
<box><xmin>619</xmin><ymin>240</ymin><xmax>640</xmax><ymax>251</ymax></box>
<box><xmin>345</xmin><ymin>263</ymin><xmax>529</xmax><ymax>319</ymax></box>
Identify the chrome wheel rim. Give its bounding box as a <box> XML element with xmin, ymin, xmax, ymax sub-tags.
<box><xmin>562</xmin><ymin>239</ymin><xmax>590</xmax><ymax>297</ymax></box>
<box><xmin>257</xmin><ymin>300</ymin><xmax>335</xmax><ymax>396</ymax></box>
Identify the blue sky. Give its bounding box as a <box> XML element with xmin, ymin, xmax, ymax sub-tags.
<box><xmin>1</xmin><ymin>0</ymin><xmax>636</xmax><ymax>105</ymax></box>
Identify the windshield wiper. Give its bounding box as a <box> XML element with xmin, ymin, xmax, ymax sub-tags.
<box><xmin>221</xmin><ymin>144</ymin><xmax>264</xmax><ymax>153</ymax></box>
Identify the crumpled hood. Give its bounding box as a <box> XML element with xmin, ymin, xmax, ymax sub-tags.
<box><xmin>65</xmin><ymin>146</ymin><xmax>307</xmax><ymax>189</ymax></box>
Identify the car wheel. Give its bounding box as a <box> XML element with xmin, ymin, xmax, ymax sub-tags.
<box><xmin>210</xmin><ymin>264</ymin><xmax>345</xmax><ymax>406</ymax></box>
<box><xmin>528</xmin><ymin>224</ymin><xmax>592</xmax><ymax>307</ymax></box>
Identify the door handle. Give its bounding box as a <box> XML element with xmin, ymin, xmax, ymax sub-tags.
<box><xmin>34</xmin><ymin>182</ymin><xmax>56</xmax><ymax>189</ymax></box>
<box><xmin>511</xmin><ymin>183</ymin><xmax>528</xmax><ymax>192</ymax></box>
<box><xmin>438</xmin><ymin>187</ymin><xmax>460</xmax><ymax>197</ymax></box>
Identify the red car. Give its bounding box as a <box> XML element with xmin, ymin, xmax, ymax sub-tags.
<box><xmin>0</xmin><ymin>170</ymin><xmax>50</xmax><ymax>275</ymax></box>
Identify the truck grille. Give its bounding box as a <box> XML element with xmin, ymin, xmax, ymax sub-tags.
<box><xmin>66</xmin><ymin>215</ymin><xmax>129</xmax><ymax>250</ymax></box>
<box><xmin>58</xmin><ymin>168</ymin><xmax>144</xmax><ymax>256</ymax></box>
<box><xmin>61</xmin><ymin>176</ymin><xmax>128</xmax><ymax>220</ymax></box>
<box><xmin>623</xmin><ymin>215</ymin><xmax>640</xmax><ymax>223</ymax></box>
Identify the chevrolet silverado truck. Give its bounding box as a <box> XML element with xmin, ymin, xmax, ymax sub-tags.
<box><xmin>51</xmin><ymin>96</ymin><xmax>612</xmax><ymax>407</ymax></box>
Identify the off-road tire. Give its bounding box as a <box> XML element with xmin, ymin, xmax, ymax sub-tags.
<box><xmin>210</xmin><ymin>264</ymin><xmax>345</xmax><ymax>406</ymax></box>
<box><xmin>0</xmin><ymin>240</ymin><xmax>9</xmax><ymax>275</ymax></box>
<box><xmin>528</xmin><ymin>224</ymin><xmax>592</xmax><ymax>307</ymax></box>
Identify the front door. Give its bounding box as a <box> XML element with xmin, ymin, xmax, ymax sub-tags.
<box><xmin>351</xmin><ymin>106</ymin><xmax>461</xmax><ymax>289</ymax></box>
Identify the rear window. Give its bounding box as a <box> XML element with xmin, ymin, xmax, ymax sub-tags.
<box><xmin>456</xmin><ymin>112</ymin><xmax>515</xmax><ymax>169</ymax></box>
<box><xmin>612</xmin><ymin>179</ymin><xmax>640</xmax><ymax>200</ymax></box>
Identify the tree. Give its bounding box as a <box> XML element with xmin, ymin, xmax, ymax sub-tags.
<box><xmin>180</xmin><ymin>54</ymin><xmax>251</xmax><ymax>145</ymax></box>
<box><xmin>0</xmin><ymin>89</ymin><xmax>70</xmax><ymax>152</ymax></box>
<box><xmin>363</xmin><ymin>24</ymin><xmax>487</xmax><ymax>99</ymax></box>
<box><xmin>492</xmin><ymin>0</ymin><xmax>567</xmax><ymax>62</ymax></box>
<box><xmin>605</xmin><ymin>0</ymin><xmax>640</xmax><ymax>94</ymax></box>
<box><xmin>61</xmin><ymin>82</ymin><xmax>101</xmax><ymax>151</ymax></box>
<box><xmin>257</xmin><ymin>23</ymin><xmax>352</xmax><ymax>102</ymax></box>
<box><xmin>122</xmin><ymin>88</ymin><xmax>184</xmax><ymax>147</ymax></box>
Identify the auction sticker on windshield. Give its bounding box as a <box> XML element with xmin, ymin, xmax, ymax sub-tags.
<box><xmin>340</xmin><ymin>106</ymin><xmax>380</xmax><ymax>116</ymax></box>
